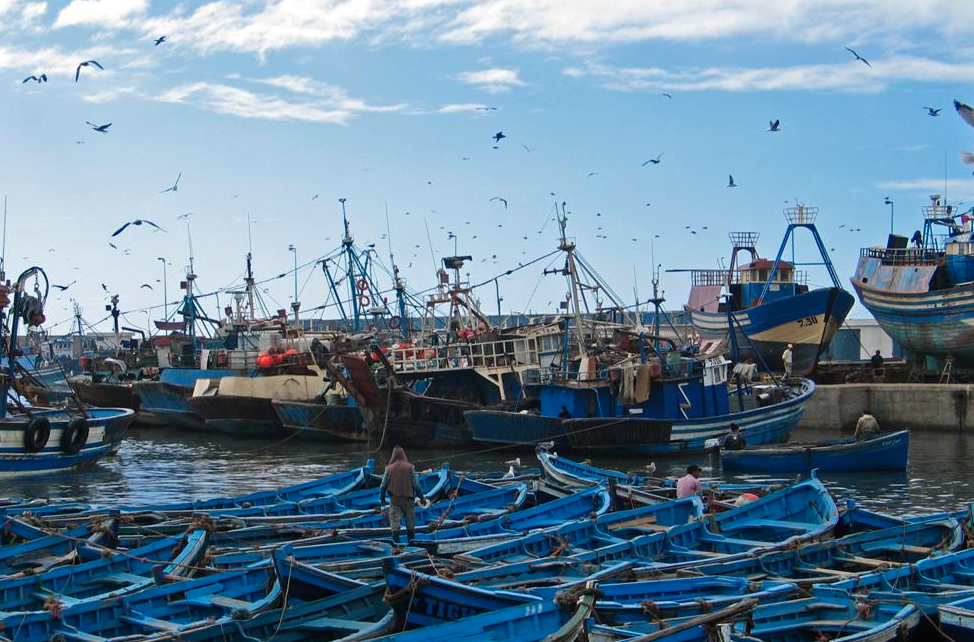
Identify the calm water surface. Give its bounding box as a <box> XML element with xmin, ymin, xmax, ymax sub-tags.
<box><xmin>3</xmin><ymin>426</ymin><xmax>972</xmax><ymax>516</ymax></box>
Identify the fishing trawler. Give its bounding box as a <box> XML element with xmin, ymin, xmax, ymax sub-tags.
<box><xmin>852</xmin><ymin>195</ymin><xmax>974</xmax><ymax>371</ymax></box>
<box><xmin>681</xmin><ymin>205</ymin><xmax>854</xmax><ymax>375</ymax></box>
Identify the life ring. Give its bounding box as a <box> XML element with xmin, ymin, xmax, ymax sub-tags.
<box><xmin>356</xmin><ymin>278</ymin><xmax>370</xmax><ymax>292</ymax></box>
<box><xmin>60</xmin><ymin>418</ymin><xmax>89</xmax><ymax>455</ymax></box>
<box><xmin>24</xmin><ymin>417</ymin><xmax>51</xmax><ymax>452</ymax></box>
<box><xmin>359</xmin><ymin>295</ymin><xmax>371</xmax><ymax>307</ymax></box>
<box><xmin>387</xmin><ymin>315</ymin><xmax>402</xmax><ymax>329</ymax></box>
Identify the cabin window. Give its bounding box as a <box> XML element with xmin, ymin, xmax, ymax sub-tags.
<box><xmin>779</xmin><ymin>269</ymin><xmax>790</xmax><ymax>282</ymax></box>
<box><xmin>758</xmin><ymin>269</ymin><xmax>768</xmax><ymax>282</ymax></box>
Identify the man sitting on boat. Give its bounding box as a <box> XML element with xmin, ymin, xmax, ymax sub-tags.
<box><xmin>380</xmin><ymin>446</ymin><xmax>428</xmax><ymax>545</ymax></box>
<box><xmin>722</xmin><ymin>423</ymin><xmax>746</xmax><ymax>450</ymax></box>
<box><xmin>855</xmin><ymin>410</ymin><xmax>881</xmax><ymax>440</ymax></box>
<box><xmin>676</xmin><ymin>464</ymin><xmax>703</xmax><ymax>499</ymax></box>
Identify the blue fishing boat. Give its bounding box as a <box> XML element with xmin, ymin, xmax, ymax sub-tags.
<box><xmin>852</xmin><ymin>195</ymin><xmax>974</xmax><ymax>370</ymax></box>
<box><xmin>680</xmin><ymin>206</ymin><xmax>854</xmax><ymax>375</ymax></box>
<box><xmin>272</xmin><ymin>398</ymin><xmax>364</xmax><ymax>441</ymax></box>
<box><xmin>720</xmin><ymin>430</ymin><xmax>910</xmax><ymax>472</ymax></box>
<box><xmin>0</xmin><ymin>516</ymin><xmax>119</xmax><ymax>577</ymax></box>
<box><xmin>940</xmin><ymin>595</ymin><xmax>974</xmax><ymax>642</ymax></box>
<box><xmin>0</xmin><ymin>268</ymin><xmax>134</xmax><ymax>476</ymax></box>
<box><xmin>132</xmin><ymin>367</ymin><xmax>244</xmax><ymax>429</ymax></box>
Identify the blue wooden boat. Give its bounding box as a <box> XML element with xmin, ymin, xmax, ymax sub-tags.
<box><xmin>0</xmin><ymin>529</ymin><xmax>208</xmax><ymax>615</ymax></box>
<box><xmin>9</xmin><ymin>561</ymin><xmax>279</xmax><ymax>642</ymax></box>
<box><xmin>272</xmin><ymin>398</ymin><xmax>364</xmax><ymax>441</ymax></box>
<box><xmin>682</xmin><ymin>210</ymin><xmax>854</xmax><ymax>376</ymax></box>
<box><xmin>720</xmin><ymin>430</ymin><xmax>910</xmax><ymax>472</ymax></box>
<box><xmin>132</xmin><ymin>368</ymin><xmax>245</xmax><ymax>429</ymax></box>
<box><xmin>940</xmin><ymin>595</ymin><xmax>974</xmax><ymax>642</ymax></box>
<box><xmin>273</xmin><ymin>546</ymin><xmax>368</xmax><ymax>602</ymax></box>
<box><xmin>0</xmin><ymin>516</ymin><xmax>118</xmax><ymax>577</ymax></box>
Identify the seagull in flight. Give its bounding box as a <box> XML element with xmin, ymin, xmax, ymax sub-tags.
<box><xmin>111</xmin><ymin>219</ymin><xmax>167</xmax><ymax>237</ymax></box>
<box><xmin>140</xmin><ymin>283</ymin><xmax>154</xmax><ymax>289</ymax></box>
<box><xmin>101</xmin><ymin>283</ymin><xmax>108</xmax><ymax>292</ymax></box>
<box><xmin>493</xmin><ymin>131</ymin><xmax>506</xmax><ymax>143</ymax></box>
<box><xmin>160</xmin><ymin>172</ymin><xmax>181</xmax><ymax>193</ymax></box>
<box><xmin>521</xmin><ymin>144</ymin><xmax>534</xmax><ymax>153</ymax></box>
<box><xmin>956</xmin><ymin>100</ymin><xmax>974</xmax><ymax>128</ymax></box>
<box><xmin>844</xmin><ymin>47</ymin><xmax>871</xmax><ymax>67</ymax></box>
<box><xmin>75</xmin><ymin>60</ymin><xmax>104</xmax><ymax>82</ymax></box>
<box><xmin>177</xmin><ymin>212</ymin><xmax>194</xmax><ymax>220</ymax></box>
<box><xmin>86</xmin><ymin>121</ymin><xmax>111</xmax><ymax>133</ymax></box>
<box><xmin>924</xmin><ymin>107</ymin><xmax>942</xmax><ymax>117</ymax></box>
<box><xmin>489</xmin><ymin>197</ymin><xmax>508</xmax><ymax>209</ymax></box>
<box><xmin>154</xmin><ymin>35</ymin><xmax>167</xmax><ymax>46</ymax></box>
<box><xmin>642</xmin><ymin>154</ymin><xmax>663</xmax><ymax>166</ymax></box>
<box><xmin>728</xmin><ymin>174</ymin><xmax>737</xmax><ymax>188</ymax></box>
<box><xmin>52</xmin><ymin>280</ymin><xmax>76</xmax><ymax>292</ymax></box>
<box><xmin>477</xmin><ymin>106</ymin><xmax>498</xmax><ymax>111</ymax></box>
<box><xmin>587</xmin><ymin>172</ymin><xmax>598</xmax><ymax>178</ymax></box>
<box><xmin>768</xmin><ymin>119</ymin><xmax>780</xmax><ymax>132</ymax></box>
<box><xmin>22</xmin><ymin>74</ymin><xmax>47</xmax><ymax>83</ymax></box>
<box><xmin>659</xmin><ymin>93</ymin><xmax>673</xmax><ymax>98</ymax></box>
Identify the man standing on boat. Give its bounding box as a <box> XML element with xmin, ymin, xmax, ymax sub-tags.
<box><xmin>782</xmin><ymin>344</ymin><xmax>793</xmax><ymax>378</ymax></box>
<box><xmin>380</xmin><ymin>446</ymin><xmax>428</xmax><ymax>545</ymax></box>
<box><xmin>676</xmin><ymin>465</ymin><xmax>703</xmax><ymax>499</ymax></box>
<box><xmin>855</xmin><ymin>410</ymin><xmax>881</xmax><ymax>440</ymax></box>
<box><xmin>558</xmin><ymin>406</ymin><xmax>572</xmax><ymax>419</ymax></box>
<box><xmin>722</xmin><ymin>424</ymin><xmax>746</xmax><ymax>450</ymax></box>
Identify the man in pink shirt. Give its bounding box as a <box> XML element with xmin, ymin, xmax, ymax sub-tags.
<box><xmin>676</xmin><ymin>464</ymin><xmax>703</xmax><ymax>499</ymax></box>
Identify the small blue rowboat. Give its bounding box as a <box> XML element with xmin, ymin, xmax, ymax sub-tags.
<box><xmin>720</xmin><ymin>430</ymin><xmax>910</xmax><ymax>472</ymax></box>
<box><xmin>940</xmin><ymin>595</ymin><xmax>974</xmax><ymax>642</ymax></box>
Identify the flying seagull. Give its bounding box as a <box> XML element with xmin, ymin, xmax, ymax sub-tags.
<box><xmin>924</xmin><ymin>107</ymin><xmax>942</xmax><ymax>117</ymax></box>
<box><xmin>111</xmin><ymin>219</ymin><xmax>167</xmax><ymax>237</ymax></box>
<box><xmin>587</xmin><ymin>172</ymin><xmax>598</xmax><ymax>178</ymax></box>
<box><xmin>52</xmin><ymin>280</ymin><xmax>76</xmax><ymax>291</ymax></box>
<box><xmin>154</xmin><ymin>35</ymin><xmax>167</xmax><ymax>46</ymax></box>
<box><xmin>521</xmin><ymin>144</ymin><xmax>534</xmax><ymax>153</ymax></box>
<box><xmin>768</xmin><ymin>119</ymin><xmax>780</xmax><ymax>132</ymax></box>
<box><xmin>477</xmin><ymin>106</ymin><xmax>498</xmax><ymax>111</ymax></box>
<box><xmin>492</xmin><ymin>131</ymin><xmax>506</xmax><ymax>143</ymax></box>
<box><xmin>659</xmin><ymin>93</ymin><xmax>673</xmax><ymax>98</ymax></box>
<box><xmin>177</xmin><ymin>212</ymin><xmax>194</xmax><ymax>220</ymax></box>
<box><xmin>642</xmin><ymin>154</ymin><xmax>663</xmax><ymax>166</ymax></box>
<box><xmin>140</xmin><ymin>283</ymin><xmax>154</xmax><ymax>289</ymax></box>
<box><xmin>75</xmin><ymin>59</ymin><xmax>104</xmax><ymax>82</ymax></box>
<box><xmin>489</xmin><ymin>197</ymin><xmax>508</xmax><ymax>209</ymax></box>
<box><xmin>844</xmin><ymin>47</ymin><xmax>871</xmax><ymax>67</ymax></box>
<box><xmin>85</xmin><ymin>121</ymin><xmax>111</xmax><ymax>133</ymax></box>
<box><xmin>101</xmin><ymin>283</ymin><xmax>108</xmax><ymax>292</ymax></box>
<box><xmin>955</xmin><ymin>100</ymin><xmax>974</xmax><ymax>128</ymax></box>
<box><xmin>22</xmin><ymin>74</ymin><xmax>47</xmax><ymax>83</ymax></box>
<box><xmin>728</xmin><ymin>174</ymin><xmax>737</xmax><ymax>188</ymax></box>
<box><xmin>160</xmin><ymin>172</ymin><xmax>181</xmax><ymax>193</ymax></box>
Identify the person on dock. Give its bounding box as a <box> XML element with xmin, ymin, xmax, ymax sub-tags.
<box><xmin>782</xmin><ymin>344</ymin><xmax>793</xmax><ymax>378</ymax></box>
<box><xmin>558</xmin><ymin>406</ymin><xmax>573</xmax><ymax>419</ymax></box>
<box><xmin>379</xmin><ymin>446</ymin><xmax>427</xmax><ymax>545</ymax></box>
<box><xmin>722</xmin><ymin>424</ymin><xmax>746</xmax><ymax>450</ymax></box>
<box><xmin>870</xmin><ymin>350</ymin><xmax>884</xmax><ymax>368</ymax></box>
<box><xmin>855</xmin><ymin>410</ymin><xmax>881</xmax><ymax>440</ymax></box>
<box><xmin>676</xmin><ymin>464</ymin><xmax>703</xmax><ymax>499</ymax></box>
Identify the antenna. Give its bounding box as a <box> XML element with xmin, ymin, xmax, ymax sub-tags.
<box><xmin>186</xmin><ymin>222</ymin><xmax>195</xmax><ymax>274</ymax></box>
<box><xmin>246</xmin><ymin>212</ymin><xmax>253</xmax><ymax>256</ymax></box>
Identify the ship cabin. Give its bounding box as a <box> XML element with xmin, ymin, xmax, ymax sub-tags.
<box><xmin>687</xmin><ymin>258</ymin><xmax>807</xmax><ymax>314</ymax></box>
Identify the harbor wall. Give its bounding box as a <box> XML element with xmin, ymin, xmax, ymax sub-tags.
<box><xmin>798</xmin><ymin>383</ymin><xmax>973</xmax><ymax>432</ymax></box>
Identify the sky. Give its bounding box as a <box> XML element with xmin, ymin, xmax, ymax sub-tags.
<box><xmin>2</xmin><ymin>0</ymin><xmax>974</xmax><ymax>336</ymax></box>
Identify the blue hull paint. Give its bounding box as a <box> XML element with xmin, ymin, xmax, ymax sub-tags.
<box><xmin>721</xmin><ymin>430</ymin><xmax>909</xmax><ymax>472</ymax></box>
<box><xmin>132</xmin><ymin>381</ymin><xmax>204</xmax><ymax>429</ymax></box>
<box><xmin>272</xmin><ymin>400</ymin><xmax>364</xmax><ymax>442</ymax></box>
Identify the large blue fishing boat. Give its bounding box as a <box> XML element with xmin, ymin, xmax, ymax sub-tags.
<box><xmin>852</xmin><ymin>194</ymin><xmax>974</xmax><ymax>371</ymax></box>
<box><xmin>720</xmin><ymin>429</ymin><xmax>910</xmax><ymax>472</ymax></box>
<box><xmin>681</xmin><ymin>205</ymin><xmax>853</xmax><ymax>375</ymax></box>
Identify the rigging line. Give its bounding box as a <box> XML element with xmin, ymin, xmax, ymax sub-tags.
<box><xmin>507</xmin><ymin>253</ymin><xmax>562</xmax><ymax>324</ymax></box>
<box><xmin>469</xmin><ymin>249</ymin><xmax>561</xmax><ymax>290</ymax></box>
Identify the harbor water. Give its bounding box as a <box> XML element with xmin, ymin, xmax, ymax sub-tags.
<box><xmin>2</xmin><ymin>425</ymin><xmax>970</xmax><ymax>514</ymax></box>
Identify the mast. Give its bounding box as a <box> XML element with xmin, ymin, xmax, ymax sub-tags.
<box><xmin>245</xmin><ymin>253</ymin><xmax>256</xmax><ymax>322</ymax></box>
<box><xmin>557</xmin><ymin>204</ymin><xmax>587</xmax><ymax>356</ymax></box>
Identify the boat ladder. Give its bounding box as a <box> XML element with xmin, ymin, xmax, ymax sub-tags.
<box><xmin>940</xmin><ymin>355</ymin><xmax>954</xmax><ymax>384</ymax></box>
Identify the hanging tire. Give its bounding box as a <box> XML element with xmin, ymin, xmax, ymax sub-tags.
<box><xmin>60</xmin><ymin>418</ymin><xmax>89</xmax><ymax>455</ymax></box>
<box><xmin>24</xmin><ymin>417</ymin><xmax>51</xmax><ymax>453</ymax></box>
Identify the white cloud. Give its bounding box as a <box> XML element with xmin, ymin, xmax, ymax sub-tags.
<box><xmin>156</xmin><ymin>79</ymin><xmax>404</xmax><ymax>124</ymax></box>
<box><xmin>55</xmin><ymin>0</ymin><xmax>147</xmax><ymax>28</ymax></box>
<box><xmin>877</xmin><ymin>178</ymin><xmax>973</xmax><ymax>192</ymax></box>
<box><xmin>563</xmin><ymin>56</ymin><xmax>974</xmax><ymax>93</ymax></box>
<box><xmin>434</xmin><ymin>102</ymin><xmax>486</xmax><ymax>113</ymax></box>
<box><xmin>454</xmin><ymin>67</ymin><xmax>525</xmax><ymax>92</ymax></box>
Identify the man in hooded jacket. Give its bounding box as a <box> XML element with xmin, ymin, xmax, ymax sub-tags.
<box><xmin>379</xmin><ymin>446</ymin><xmax>427</xmax><ymax>544</ymax></box>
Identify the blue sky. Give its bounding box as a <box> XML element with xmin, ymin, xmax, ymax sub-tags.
<box><xmin>2</xmin><ymin>0</ymin><xmax>974</xmax><ymax>334</ymax></box>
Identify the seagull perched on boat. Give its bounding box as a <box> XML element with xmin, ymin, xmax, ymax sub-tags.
<box><xmin>22</xmin><ymin>74</ymin><xmax>47</xmax><ymax>83</ymax></box>
<box><xmin>768</xmin><ymin>119</ymin><xmax>780</xmax><ymax>132</ymax></box>
<box><xmin>489</xmin><ymin>197</ymin><xmax>508</xmax><ymax>209</ymax></box>
<box><xmin>75</xmin><ymin>59</ymin><xmax>104</xmax><ymax>82</ymax></box>
<box><xmin>160</xmin><ymin>172</ymin><xmax>181</xmax><ymax>193</ymax></box>
<box><xmin>645</xmin><ymin>462</ymin><xmax>657</xmax><ymax>475</ymax></box>
<box><xmin>154</xmin><ymin>35</ymin><xmax>167</xmax><ymax>46</ymax></box>
<box><xmin>502</xmin><ymin>458</ymin><xmax>520</xmax><ymax>479</ymax></box>
<box><xmin>728</xmin><ymin>174</ymin><xmax>737</xmax><ymax>188</ymax></box>
<box><xmin>111</xmin><ymin>219</ymin><xmax>166</xmax><ymax>237</ymax></box>
<box><xmin>537</xmin><ymin>441</ymin><xmax>555</xmax><ymax>450</ymax></box>
<box><xmin>844</xmin><ymin>46</ymin><xmax>871</xmax><ymax>67</ymax></box>
<box><xmin>51</xmin><ymin>280</ymin><xmax>76</xmax><ymax>292</ymax></box>
<box><xmin>924</xmin><ymin>107</ymin><xmax>942</xmax><ymax>117</ymax></box>
<box><xmin>85</xmin><ymin>121</ymin><xmax>111</xmax><ymax>133</ymax></box>
<box><xmin>642</xmin><ymin>154</ymin><xmax>663</xmax><ymax>166</ymax></box>
<box><xmin>492</xmin><ymin>131</ymin><xmax>506</xmax><ymax>143</ymax></box>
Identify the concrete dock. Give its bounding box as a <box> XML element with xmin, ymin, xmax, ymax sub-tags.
<box><xmin>799</xmin><ymin>383</ymin><xmax>974</xmax><ymax>433</ymax></box>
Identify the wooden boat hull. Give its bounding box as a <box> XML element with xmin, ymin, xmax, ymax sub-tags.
<box><xmin>721</xmin><ymin>430</ymin><xmax>910</xmax><ymax>472</ymax></box>
<box><xmin>188</xmin><ymin>395</ymin><xmax>292</xmax><ymax>438</ymax></box>
<box><xmin>69</xmin><ymin>380</ymin><xmax>140</xmax><ymax>411</ymax></box>
<box><xmin>131</xmin><ymin>381</ymin><xmax>204</xmax><ymax>429</ymax></box>
<box><xmin>271</xmin><ymin>399</ymin><xmax>364</xmax><ymax>442</ymax></box>
<box><xmin>0</xmin><ymin>407</ymin><xmax>134</xmax><ymax>476</ymax></box>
